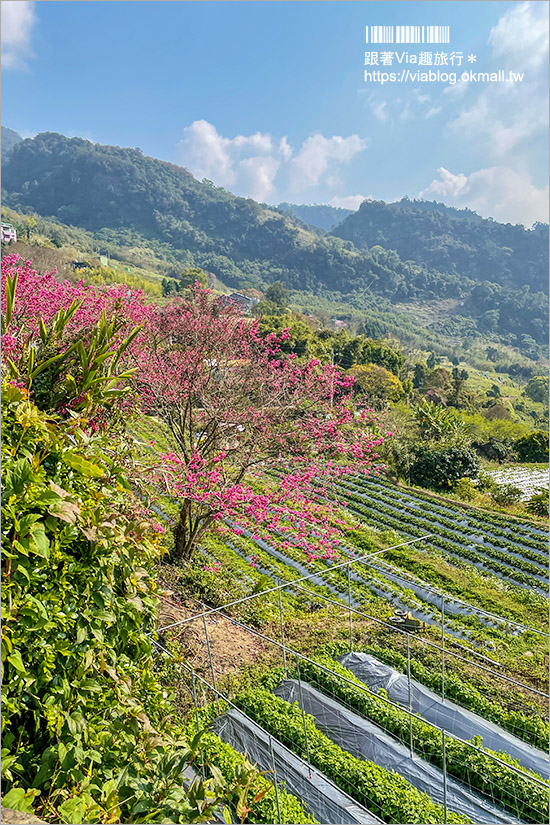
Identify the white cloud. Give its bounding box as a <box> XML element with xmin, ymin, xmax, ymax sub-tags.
<box><xmin>288</xmin><ymin>133</ymin><xmax>367</xmax><ymax>192</ymax></box>
<box><xmin>419</xmin><ymin>166</ymin><xmax>549</xmax><ymax>227</ymax></box>
<box><xmin>448</xmin><ymin>1</ymin><xmax>548</xmax><ymax>158</ymax></box>
<box><xmin>329</xmin><ymin>194</ymin><xmax>370</xmax><ymax>210</ymax></box>
<box><xmin>177</xmin><ymin>120</ymin><xmax>288</xmax><ymax>201</ymax></box>
<box><xmin>372</xmin><ymin>101</ymin><xmax>388</xmax><ymax>122</ymax></box>
<box><xmin>1</xmin><ymin>1</ymin><xmax>36</xmax><ymax>70</ymax></box>
<box><xmin>488</xmin><ymin>0</ymin><xmax>549</xmax><ymax>70</ymax></box>
<box><xmin>177</xmin><ymin>121</ymin><xmax>368</xmax><ymax>202</ymax></box>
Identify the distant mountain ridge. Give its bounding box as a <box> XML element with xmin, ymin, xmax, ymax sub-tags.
<box><xmin>1</xmin><ymin>126</ymin><xmax>23</xmax><ymax>158</ymax></box>
<box><xmin>1</xmin><ymin>131</ymin><xmax>548</xmax><ymax>350</ymax></box>
<box><xmin>332</xmin><ymin>196</ymin><xmax>548</xmax><ymax>294</ymax></box>
<box><xmin>277</xmin><ymin>202</ymin><xmax>355</xmax><ymax>232</ymax></box>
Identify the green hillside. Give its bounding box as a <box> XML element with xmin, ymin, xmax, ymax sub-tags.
<box><xmin>2</xmin><ymin>132</ymin><xmax>548</xmax><ymax>354</ymax></box>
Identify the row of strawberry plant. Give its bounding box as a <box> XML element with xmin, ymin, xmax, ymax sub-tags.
<box><xmin>183</xmin><ymin>704</ymin><xmax>317</xmax><ymax>824</ymax></box>
<box><xmin>335</xmin><ymin>478</ymin><xmax>548</xmax><ymax>562</ymax></box>
<box><xmin>233</xmin><ymin>686</ymin><xmax>471</xmax><ymax>824</ymax></box>
<box><xmin>231</xmin><ymin>516</ymin><xmax>536</xmax><ymax>654</ymax></box>
<box><xmin>323</xmin><ymin>641</ymin><xmax>549</xmax><ymax>752</ymax></box>
<box><xmin>339</xmin><ymin>493</ymin><xmax>545</xmax><ymax>588</ymax></box>
<box><xmin>293</xmin><ymin>656</ymin><xmax>548</xmax><ymax>824</ymax></box>
<box><xmin>333</xmin><ymin>479</ymin><xmax>548</xmax><ymax>570</ymax></box>
<box><xmin>351</xmin><ymin>476</ymin><xmax>548</xmax><ymax>548</ymax></box>
<box><xmin>235</xmin><ymin>522</ymin><xmax>484</xmax><ymax>646</ymax></box>
<box><xmin>341</xmin><ymin>496</ymin><xmax>541</xmax><ymax>588</ymax></box>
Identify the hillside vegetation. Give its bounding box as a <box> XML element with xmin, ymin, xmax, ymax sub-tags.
<box><xmin>332</xmin><ymin>198</ymin><xmax>548</xmax><ymax>346</ymax></box>
<box><xmin>2</xmin><ymin>132</ymin><xmax>547</xmax><ymax>354</ymax></box>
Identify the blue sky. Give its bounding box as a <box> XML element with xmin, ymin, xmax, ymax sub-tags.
<box><xmin>1</xmin><ymin>1</ymin><xmax>548</xmax><ymax>225</ymax></box>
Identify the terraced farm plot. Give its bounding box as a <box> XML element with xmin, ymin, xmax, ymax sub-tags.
<box><xmin>327</xmin><ymin>473</ymin><xmax>549</xmax><ymax>594</ymax></box>
<box><xmin>488</xmin><ymin>467</ymin><xmax>549</xmax><ymax>500</ymax></box>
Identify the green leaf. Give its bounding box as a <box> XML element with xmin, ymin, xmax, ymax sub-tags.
<box><xmin>63</xmin><ymin>452</ymin><xmax>104</xmax><ymax>478</ymax></box>
<box><xmin>3</xmin><ymin>270</ymin><xmax>18</xmax><ymax>329</ymax></box>
<box><xmin>7</xmin><ymin>651</ymin><xmax>26</xmax><ymax>674</ymax></box>
<box><xmin>1</xmin><ymin>787</ymin><xmax>39</xmax><ymax>814</ymax></box>
<box><xmin>67</xmin><ymin>711</ymin><xmax>86</xmax><ymax>734</ymax></box>
<box><xmin>30</xmin><ymin>525</ymin><xmax>50</xmax><ymax>558</ymax></box>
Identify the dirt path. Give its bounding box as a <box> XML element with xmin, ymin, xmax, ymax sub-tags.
<box><xmin>156</xmin><ymin>587</ymin><xmax>270</xmax><ymax>680</ymax></box>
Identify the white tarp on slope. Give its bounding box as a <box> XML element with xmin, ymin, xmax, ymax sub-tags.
<box><xmin>275</xmin><ymin>679</ymin><xmax>518</xmax><ymax>825</ymax></box>
<box><xmin>212</xmin><ymin>707</ymin><xmax>382</xmax><ymax>825</ymax></box>
<box><xmin>339</xmin><ymin>651</ymin><xmax>549</xmax><ymax>779</ymax></box>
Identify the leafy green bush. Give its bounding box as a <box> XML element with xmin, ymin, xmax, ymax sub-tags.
<box><xmin>515</xmin><ymin>431</ymin><xmax>549</xmax><ymax>463</ymax></box>
<box><xmin>526</xmin><ymin>489</ymin><xmax>549</xmax><ymax>518</ymax></box>
<box><xmin>491</xmin><ymin>484</ymin><xmax>523</xmax><ymax>506</ymax></box>
<box><xmin>476</xmin><ymin>471</ymin><xmax>497</xmax><ymax>493</ymax></box>
<box><xmin>0</xmin><ymin>385</ymin><xmax>237</xmax><ymax>823</ymax></box>
<box><xmin>453</xmin><ymin>477</ymin><xmax>478</xmax><ymax>501</ymax></box>
<box><xmin>523</xmin><ymin>377</ymin><xmax>549</xmax><ymax>404</ymax></box>
<box><xmin>408</xmin><ymin>444</ymin><xmax>479</xmax><ymax>490</ymax></box>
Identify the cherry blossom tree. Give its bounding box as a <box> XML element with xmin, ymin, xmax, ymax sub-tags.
<box><xmin>1</xmin><ymin>256</ymin><xmax>390</xmax><ymax>564</ymax></box>
<box><xmin>133</xmin><ymin>287</ymin><xmax>388</xmax><ymax>561</ymax></box>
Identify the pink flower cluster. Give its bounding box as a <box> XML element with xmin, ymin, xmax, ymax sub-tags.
<box><xmin>2</xmin><ymin>255</ymin><xmax>391</xmax><ymax>566</ymax></box>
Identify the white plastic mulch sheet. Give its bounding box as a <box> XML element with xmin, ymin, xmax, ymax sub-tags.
<box><xmin>274</xmin><ymin>679</ymin><xmax>518</xmax><ymax>825</ymax></box>
<box><xmin>338</xmin><ymin>651</ymin><xmax>549</xmax><ymax>779</ymax></box>
<box><xmin>212</xmin><ymin>707</ymin><xmax>382</xmax><ymax>825</ymax></box>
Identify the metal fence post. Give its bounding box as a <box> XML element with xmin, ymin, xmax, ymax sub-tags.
<box><xmin>442</xmin><ymin>728</ymin><xmax>447</xmax><ymax>824</ymax></box>
<box><xmin>441</xmin><ymin>595</ymin><xmax>446</xmax><ymax>703</ymax></box>
<box><xmin>269</xmin><ymin>735</ymin><xmax>282</xmax><ymax>825</ymax></box>
<box><xmin>202</xmin><ymin>611</ymin><xmax>220</xmax><ymax>711</ymax></box>
<box><xmin>407</xmin><ymin>634</ymin><xmax>413</xmax><ymax>756</ymax></box>
<box><xmin>347</xmin><ymin>563</ymin><xmax>353</xmax><ymax>652</ymax></box>
<box><xmin>191</xmin><ymin>674</ymin><xmax>206</xmax><ymax>779</ymax></box>
<box><xmin>278</xmin><ymin>586</ymin><xmax>287</xmax><ymax>675</ymax></box>
<box><xmin>296</xmin><ymin>655</ymin><xmax>312</xmax><ymax>778</ymax></box>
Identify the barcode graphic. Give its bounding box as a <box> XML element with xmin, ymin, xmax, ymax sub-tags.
<box><xmin>366</xmin><ymin>26</ymin><xmax>450</xmax><ymax>44</ymax></box>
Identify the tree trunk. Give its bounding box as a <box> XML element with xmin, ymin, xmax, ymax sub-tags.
<box><xmin>171</xmin><ymin>500</ymin><xmax>213</xmax><ymax>562</ymax></box>
<box><xmin>172</xmin><ymin>518</ymin><xmax>196</xmax><ymax>561</ymax></box>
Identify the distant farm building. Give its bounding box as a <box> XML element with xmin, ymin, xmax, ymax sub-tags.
<box><xmin>71</xmin><ymin>255</ymin><xmax>102</xmax><ymax>271</ymax></box>
<box><xmin>1</xmin><ymin>223</ymin><xmax>17</xmax><ymax>244</ymax></box>
<box><xmin>218</xmin><ymin>292</ymin><xmax>259</xmax><ymax>313</ymax></box>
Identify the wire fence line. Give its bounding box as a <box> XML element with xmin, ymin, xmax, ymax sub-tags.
<box><xmin>169</xmin><ymin>606</ymin><xmax>548</xmax><ymax>790</ymax></box>
<box><xmin>151</xmin><ymin>636</ymin><xmax>384</xmax><ymax>825</ymax></box>
<box><xmin>154</xmin><ymin>612</ymin><xmax>549</xmax><ymax>825</ymax></box>
<box><xmin>155</xmin><ymin>534</ymin><xmax>548</xmax><ymax>701</ymax></box>
<box><xmin>156</xmin><ymin>534</ymin><xmax>435</xmax><ymax>633</ymax></box>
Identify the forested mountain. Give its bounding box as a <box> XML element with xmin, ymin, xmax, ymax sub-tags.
<box><xmin>0</xmin><ymin>133</ymin><xmax>457</xmax><ymax>297</ymax></box>
<box><xmin>332</xmin><ymin>197</ymin><xmax>549</xmax><ymax>294</ymax></box>
<box><xmin>1</xmin><ymin>126</ymin><xmax>23</xmax><ymax>158</ymax></box>
<box><xmin>277</xmin><ymin>202</ymin><xmax>355</xmax><ymax>231</ymax></box>
<box><xmin>1</xmin><ymin>132</ymin><xmax>548</xmax><ymax>350</ymax></box>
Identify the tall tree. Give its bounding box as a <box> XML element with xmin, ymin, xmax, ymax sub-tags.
<box><xmin>133</xmin><ymin>289</ymin><xmax>386</xmax><ymax>561</ymax></box>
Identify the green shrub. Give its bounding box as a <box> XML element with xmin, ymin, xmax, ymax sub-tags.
<box><xmin>453</xmin><ymin>477</ymin><xmax>478</xmax><ymax>501</ymax></box>
<box><xmin>491</xmin><ymin>484</ymin><xmax>523</xmax><ymax>506</ymax></box>
<box><xmin>408</xmin><ymin>444</ymin><xmax>479</xmax><ymax>490</ymax></box>
<box><xmin>476</xmin><ymin>471</ymin><xmax>497</xmax><ymax>492</ymax></box>
<box><xmin>526</xmin><ymin>489</ymin><xmax>549</xmax><ymax>518</ymax></box>
<box><xmin>523</xmin><ymin>377</ymin><xmax>549</xmax><ymax>404</ymax></box>
<box><xmin>515</xmin><ymin>431</ymin><xmax>549</xmax><ymax>463</ymax></box>
<box><xmin>0</xmin><ymin>385</ymin><xmax>236</xmax><ymax>823</ymax></box>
